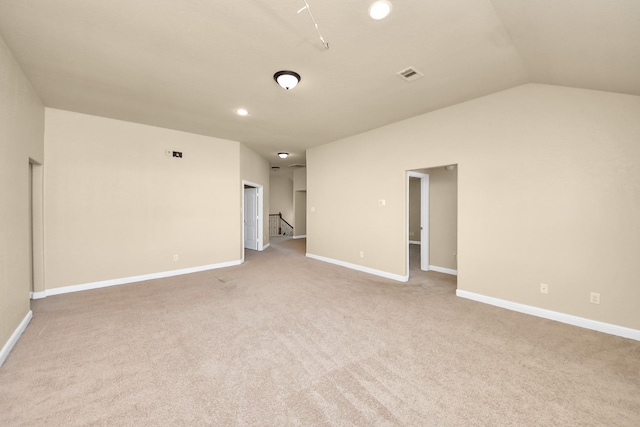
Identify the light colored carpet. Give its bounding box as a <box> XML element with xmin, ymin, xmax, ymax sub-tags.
<box><xmin>1</xmin><ymin>238</ymin><xmax>639</xmax><ymax>426</ymax></box>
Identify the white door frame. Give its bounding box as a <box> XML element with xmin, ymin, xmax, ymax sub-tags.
<box><xmin>407</xmin><ymin>171</ymin><xmax>430</xmax><ymax>275</ymax></box>
<box><xmin>242</xmin><ymin>180</ymin><xmax>264</xmax><ymax>261</ymax></box>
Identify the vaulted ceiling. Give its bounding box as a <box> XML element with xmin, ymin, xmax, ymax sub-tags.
<box><xmin>0</xmin><ymin>0</ymin><xmax>638</xmax><ymax>169</ymax></box>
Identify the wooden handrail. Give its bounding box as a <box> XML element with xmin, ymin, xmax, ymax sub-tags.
<box><xmin>269</xmin><ymin>212</ymin><xmax>293</xmax><ymax>236</ymax></box>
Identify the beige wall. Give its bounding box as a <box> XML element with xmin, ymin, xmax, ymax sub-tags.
<box><xmin>0</xmin><ymin>35</ymin><xmax>45</xmax><ymax>350</ymax></box>
<box><xmin>293</xmin><ymin>167</ymin><xmax>307</xmax><ymax>191</ymax></box>
<box><xmin>44</xmin><ymin>109</ymin><xmax>242</xmax><ymax>290</ymax></box>
<box><xmin>270</xmin><ymin>176</ymin><xmax>293</xmax><ymax>224</ymax></box>
<box><xmin>308</xmin><ymin>84</ymin><xmax>640</xmax><ymax>330</ymax></box>
<box><xmin>294</xmin><ymin>191</ymin><xmax>307</xmax><ymax>237</ymax></box>
<box><xmin>293</xmin><ymin>168</ymin><xmax>307</xmax><ymax>237</ymax></box>
<box><xmin>240</xmin><ymin>144</ymin><xmax>270</xmax><ymax>249</ymax></box>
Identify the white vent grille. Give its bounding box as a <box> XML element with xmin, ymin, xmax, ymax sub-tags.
<box><xmin>288</xmin><ymin>164</ymin><xmax>306</xmax><ymax>168</ymax></box>
<box><xmin>396</xmin><ymin>66</ymin><xmax>424</xmax><ymax>82</ymax></box>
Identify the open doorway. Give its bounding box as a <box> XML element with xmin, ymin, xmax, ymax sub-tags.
<box><xmin>407</xmin><ymin>165</ymin><xmax>458</xmax><ymax>279</ymax></box>
<box><xmin>242</xmin><ymin>181</ymin><xmax>264</xmax><ymax>259</ymax></box>
<box><xmin>29</xmin><ymin>159</ymin><xmax>45</xmax><ymax>299</ymax></box>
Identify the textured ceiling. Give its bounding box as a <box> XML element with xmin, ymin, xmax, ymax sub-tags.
<box><xmin>0</xmin><ymin>0</ymin><xmax>638</xmax><ymax>169</ymax></box>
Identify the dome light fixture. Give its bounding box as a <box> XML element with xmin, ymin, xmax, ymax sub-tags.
<box><xmin>236</xmin><ymin>108</ymin><xmax>248</xmax><ymax>116</ymax></box>
<box><xmin>369</xmin><ymin>0</ymin><xmax>392</xmax><ymax>20</ymax></box>
<box><xmin>274</xmin><ymin>71</ymin><xmax>301</xmax><ymax>90</ymax></box>
<box><xmin>278</xmin><ymin>152</ymin><xmax>289</xmax><ymax>159</ymax></box>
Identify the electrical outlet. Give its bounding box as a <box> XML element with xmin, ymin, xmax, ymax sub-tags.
<box><xmin>540</xmin><ymin>283</ymin><xmax>548</xmax><ymax>294</ymax></box>
<box><xmin>590</xmin><ymin>292</ymin><xmax>600</xmax><ymax>304</ymax></box>
<box><xmin>378</xmin><ymin>199</ymin><xmax>386</xmax><ymax>207</ymax></box>
<box><xmin>359</xmin><ymin>251</ymin><xmax>364</xmax><ymax>258</ymax></box>
<box><xmin>173</xmin><ymin>254</ymin><xmax>179</xmax><ymax>261</ymax></box>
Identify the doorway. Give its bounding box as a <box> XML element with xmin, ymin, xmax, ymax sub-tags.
<box><xmin>407</xmin><ymin>172</ymin><xmax>430</xmax><ymax>276</ymax></box>
<box><xmin>242</xmin><ymin>181</ymin><xmax>264</xmax><ymax>257</ymax></box>
<box><xmin>29</xmin><ymin>160</ymin><xmax>44</xmax><ymax>299</ymax></box>
<box><xmin>407</xmin><ymin>166</ymin><xmax>458</xmax><ymax>279</ymax></box>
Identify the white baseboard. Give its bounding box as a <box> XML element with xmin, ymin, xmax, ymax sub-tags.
<box><xmin>260</xmin><ymin>243</ymin><xmax>270</xmax><ymax>251</ymax></box>
<box><xmin>409</xmin><ymin>240</ymin><xmax>421</xmax><ymax>245</ymax></box>
<box><xmin>1</xmin><ymin>310</ymin><xmax>32</xmax><ymax>367</ymax></box>
<box><xmin>293</xmin><ymin>235</ymin><xmax>307</xmax><ymax>239</ymax></box>
<box><xmin>42</xmin><ymin>260</ymin><xmax>243</xmax><ymax>298</ymax></box>
<box><xmin>429</xmin><ymin>265</ymin><xmax>458</xmax><ymax>276</ymax></box>
<box><xmin>30</xmin><ymin>291</ymin><xmax>47</xmax><ymax>300</ymax></box>
<box><xmin>306</xmin><ymin>253</ymin><xmax>408</xmax><ymax>282</ymax></box>
<box><xmin>456</xmin><ymin>289</ymin><xmax>640</xmax><ymax>342</ymax></box>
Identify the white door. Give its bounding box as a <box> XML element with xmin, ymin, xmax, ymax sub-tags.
<box><xmin>244</xmin><ymin>187</ymin><xmax>259</xmax><ymax>250</ymax></box>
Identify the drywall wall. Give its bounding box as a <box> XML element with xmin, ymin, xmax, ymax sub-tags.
<box><xmin>308</xmin><ymin>84</ymin><xmax>640</xmax><ymax>330</ymax></box>
<box><xmin>294</xmin><ymin>191</ymin><xmax>307</xmax><ymax>237</ymax></box>
<box><xmin>0</xmin><ymin>35</ymin><xmax>44</xmax><ymax>354</ymax></box>
<box><xmin>240</xmin><ymin>144</ymin><xmax>270</xmax><ymax>250</ymax></box>
<box><xmin>270</xmin><ymin>176</ymin><xmax>294</xmax><ymax>224</ymax></box>
<box><xmin>293</xmin><ymin>167</ymin><xmax>306</xmax><ymax>191</ymax></box>
<box><xmin>293</xmin><ymin>167</ymin><xmax>307</xmax><ymax>237</ymax></box>
<box><xmin>44</xmin><ymin>109</ymin><xmax>241</xmax><ymax>290</ymax></box>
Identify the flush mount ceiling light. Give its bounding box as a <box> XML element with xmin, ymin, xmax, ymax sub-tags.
<box><xmin>236</xmin><ymin>108</ymin><xmax>248</xmax><ymax>116</ymax></box>
<box><xmin>369</xmin><ymin>0</ymin><xmax>392</xmax><ymax>20</ymax></box>
<box><xmin>274</xmin><ymin>71</ymin><xmax>301</xmax><ymax>90</ymax></box>
<box><xmin>278</xmin><ymin>152</ymin><xmax>289</xmax><ymax>159</ymax></box>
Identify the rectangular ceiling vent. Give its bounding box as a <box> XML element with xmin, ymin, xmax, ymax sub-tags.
<box><xmin>288</xmin><ymin>164</ymin><xmax>306</xmax><ymax>168</ymax></box>
<box><xmin>396</xmin><ymin>66</ymin><xmax>424</xmax><ymax>82</ymax></box>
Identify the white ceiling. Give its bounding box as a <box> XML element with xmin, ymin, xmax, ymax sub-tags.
<box><xmin>0</xmin><ymin>0</ymin><xmax>638</xmax><ymax>170</ymax></box>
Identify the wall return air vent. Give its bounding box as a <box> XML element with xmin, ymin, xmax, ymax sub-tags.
<box><xmin>396</xmin><ymin>66</ymin><xmax>424</xmax><ymax>82</ymax></box>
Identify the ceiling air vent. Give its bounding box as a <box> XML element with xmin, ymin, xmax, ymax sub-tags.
<box><xmin>288</xmin><ymin>164</ymin><xmax>306</xmax><ymax>168</ymax></box>
<box><xmin>396</xmin><ymin>66</ymin><xmax>424</xmax><ymax>82</ymax></box>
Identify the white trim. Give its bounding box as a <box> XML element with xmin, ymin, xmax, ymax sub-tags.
<box><xmin>43</xmin><ymin>260</ymin><xmax>242</xmax><ymax>297</ymax></box>
<box><xmin>409</xmin><ymin>240</ymin><xmax>421</xmax><ymax>245</ymax></box>
<box><xmin>306</xmin><ymin>253</ymin><xmax>408</xmax><ymax>282</ymax></box>
<box><xmin>260</xmin><ymin>243</ymin><xmax>270</xmax><ymax>251</ymax></box>
<box><xmin>293</xmin><ymin>235</ymin><xmax>307</xmax><ymax>239</ymax></box>
<box><xmin>456</xmin><ymin>289</ymin><xmax>640</xmax><ymax>342</ymax></box>
<box><xmin>30</xmin><ymin>291</ymin><xmax>47</xmax><ymax>300</ymax></box>
<box><xmin>1</xmin><ymin>310</ymin><xmax>32</xmax><ymax>367</ymax></box>
<box><xmin>429</xmin><ymin>265</ymin><xmax>458</xmax><ymax>276</ymax></box>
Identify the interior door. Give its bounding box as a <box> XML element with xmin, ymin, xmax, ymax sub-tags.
<box><xmin>244</xmin><ymin>187</ymin><xmax>259</xmax><ymax>250</ymax></box>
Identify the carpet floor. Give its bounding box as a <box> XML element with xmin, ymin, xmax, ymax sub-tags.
<box><xmin>1</xmin><ymin>238</ymin><xmax>639</xmax><ymax>426</ymax></box>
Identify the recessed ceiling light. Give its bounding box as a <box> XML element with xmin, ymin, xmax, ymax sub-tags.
<box><xmin>236</xmin><ymin>108</ymin><xmax>248</xmax><ymax>116</ymax></box>
<box><xmin>369</xmin><ymin>0</ymin><xmax>392</xmax><ymax>20</ymax></box>
<box><xmin>278</xmin><ymin>152</ymin><xmax>289</xmax><ymax>159</ymax></box>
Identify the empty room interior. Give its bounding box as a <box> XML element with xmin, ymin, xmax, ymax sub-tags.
<box><xmin>1</xmin><ymin>1</ymin><xmax>639</xmax><ymax>425</ymax></box>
